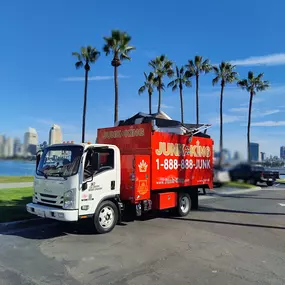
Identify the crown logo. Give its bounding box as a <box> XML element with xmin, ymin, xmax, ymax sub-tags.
<box><xmin>138</xmin><ymin>160</ymin><xmax>148</xmax><ymax>172</ymax></box>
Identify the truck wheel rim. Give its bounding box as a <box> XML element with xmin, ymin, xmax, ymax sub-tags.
<box><xmin>99</xmin><ymin>206</ymin><xmax>114</xmax><ymax>229</ymax></box>
<box><xmin>180</xmin><ymin>197</ymin><xmax>190</xmax><ymax>213</ymax></box>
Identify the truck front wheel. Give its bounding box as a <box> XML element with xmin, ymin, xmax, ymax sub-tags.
<box><xmin>177</xmin><ymin>193</ymin><xmax>191</xmax><ymax>217</ymax></box>
<box><xmin>94</xmin><ymin>200</ymin><xmax>118</xmax><ymax>234</ymax></box>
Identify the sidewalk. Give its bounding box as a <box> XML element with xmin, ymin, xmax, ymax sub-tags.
<box><xmin>0</xmin><ymin>182</ymin><xmax>33</xmax><ymax>189</ymax></box>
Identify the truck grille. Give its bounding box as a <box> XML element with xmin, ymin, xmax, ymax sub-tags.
<box><xmin>36</xmin><ymin>193</ymin><xmax>63</xmax><ymax>207</ymax></box>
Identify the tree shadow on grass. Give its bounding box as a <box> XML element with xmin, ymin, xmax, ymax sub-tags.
<box><xmin>0</xmin><ymin>196</ymin><xmax>34</xmax><ymax>223</ymax></box>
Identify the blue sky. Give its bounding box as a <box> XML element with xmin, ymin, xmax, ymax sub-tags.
<box><xmin>1</xmin><ymin>0</ymin><xmax>285</xmax><ymax>157</ymax></box>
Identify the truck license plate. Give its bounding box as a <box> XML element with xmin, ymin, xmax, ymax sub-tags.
<box><xmin>36</xmin><ymin>210</ymin><xmax>45</xmax><ymax>218</ymax></box>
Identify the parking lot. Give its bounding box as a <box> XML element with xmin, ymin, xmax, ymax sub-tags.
<box><xmin>1</xmin><ymin>186</ymin><xmax>285</xmax><ymax>285</ymax></box>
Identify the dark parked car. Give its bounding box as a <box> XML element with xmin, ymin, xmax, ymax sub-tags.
<box><xmin>229</xmin><ymin>163</ymin><xmax>278</xmax><ymax>186</ymax></box>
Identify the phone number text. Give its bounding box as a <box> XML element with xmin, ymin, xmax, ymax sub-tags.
<box><xmin>156</xmin><ymin>158</ymin><xmax>211</xmax><ymax>170</ymax></box>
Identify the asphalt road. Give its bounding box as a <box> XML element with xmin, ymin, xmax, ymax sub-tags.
<box><xmin>1</xmin><ymin>187</ymin><xmax>285</xmax><ymax>285</ymax></box>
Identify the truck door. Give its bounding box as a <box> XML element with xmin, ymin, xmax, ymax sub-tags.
<box><xmin>79</xmin><ymin>147</ymin><xmax>119</xmax><ymax>217</ymax></box>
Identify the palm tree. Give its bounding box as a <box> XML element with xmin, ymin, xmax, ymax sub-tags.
<box><xmin>185</xmin><ymin>56</ymin><xmax>212</xmax><ymax>124</ymax></box>
<box><xmin>138</xmin><ymin>72</ymin><xmax>156</xmax><ymax>114</ymax></box>
<box><xmin>167</xmin><ymin>66</ymin><xmax>192</xmax><ymax>123</ymax></box>
<box><xmin>212</xmin><ymin>62</ymin><xmax>239</xmax><ymax>166</ymax></box>
<box><xmin>237</xmin><ymin>71</ymin><xmax>269</xmax><ymax>162</ymax></box>
<box><xmin>103</xmin><ymin>30</ymin><xmax>135</xmax><ymax>123</ymax></box>
<box><xmin>72</xmin><ymin>46</ymin><xmax>100</xmax><ymax>143</ymax></box>
<box><xmin>149</xmin><ymin>55</ymin><xmax>174</xmax><ymax>113</ymax></box>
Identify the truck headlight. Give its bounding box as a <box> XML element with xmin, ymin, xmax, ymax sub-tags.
<box><xmin>63</xmin><ymin>188</ymin><xmax>76</xmax><ymax>209</ymax></box>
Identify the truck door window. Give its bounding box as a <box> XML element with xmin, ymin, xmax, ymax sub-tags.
<box><xmin>84</xmin><ymin>149</ymin><xmax>114</xmax><ymax>179</ymax></box>
<box><xmin>97</xmin><ymin>149</ymin><xmax>114</xmax><ymax>173</ymax></box>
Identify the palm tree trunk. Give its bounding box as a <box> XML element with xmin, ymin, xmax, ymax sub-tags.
<box><xmin>114</xmin><ymin>65</ymin><xmax>119</xmax><ymax>123</ymax></box>
<box><xmin>158</xmin><ymin>77</ymin><xmax>162</xmax><ymax>113</ymax></box>
<box><xmin>247</xmin><ymin>91</ymin><xmax>254</xmax><ymax>163</ymax></box>
<box><xmin>148</xmin><ymin>91</ymin><xmax>152</xmax><ymax>114</ymax></box>
<box><xmin>81</xmin><ymin>68</ymin><xmax>89</xmax><ymax>143</ymax></box>
<box><xmin>196</xmin><ymin>74</ymin><xmax>199</xmax><ymax>125</ymax></box>
<box><xmin>219</xmin><ymin>83</ymin><xmax>224</xmax><ymax>167</ymax></box>
<box><xmin>179</xmin><ymin>85</ymin><xmax>184</xmax><ymax>124</ymax></box>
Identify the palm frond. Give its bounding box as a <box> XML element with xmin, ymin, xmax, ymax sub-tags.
<box><xmin>72</xmin><ymin>52</ymin><xmax>81</xmax><ymax>61</ymax></box>
<box><xmin>212</xmin><ymin>76</ymin><xmax>220</xmax><ymax>86</ymax></box>
<box><xmin>172</xmin><ymin>84</ymin><xmax>178</xmax><ymax>92</ymax></box>
<box><xmin>120</xmin><ymin>53</ymin><xmax>131</xmax><ymax>60</ymax></box>
<box><xmin>248</xmin><ymin>71</ymin><xmax>254</xmax><ymax>81</ymax></box>
<box><xmin>75</xmin><ymin>61</ymin><xmax>83</xmax><ymax>69</ymax></box>
<box><xmin>212</xmin><ymin>65</ymin><xmax>219</xmax><ymax>74</ymax></box>
<box><xmin>237</xmin><ymin>79</ymin><xmax>249</xmax><ymax>90</ymax></box>
<box><xmin>138</xmin><ymin>85</ymin><xmax>146</xmax><ymax>95</ymax></box>
<box><xmin>185</xmin><ymin>80</ymin><xmax>192</xmax><ymax>87</ymax></box>
<box><xmin>167</xmin><ymin>79</ymin><xmax>178</xmax><ymax>88</ymax></box>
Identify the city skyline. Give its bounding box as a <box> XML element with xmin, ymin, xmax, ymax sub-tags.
<box><xmin>0</xmin><ymin>124</ymin><xmax>63</xmax><ymax>158</ymax></box>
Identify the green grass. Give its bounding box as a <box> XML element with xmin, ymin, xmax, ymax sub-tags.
<box><xmin>277</xmin><ymin>178</ymin><xmax>285</xmax><ymax>183</ymax></box>
<box><xmin>0</xmin><ymin>187</ymin><xmax>34</xmax><ymax>223</ymax></box>
<box><xmin>225</xmin><ymin>181</ymin><xmax>257</xmax><ymax>189</ymax></box>
<box><xmin>0</xmin><ymin>176</ymin><xmax>34</xmax><ymax>183</ymax></box>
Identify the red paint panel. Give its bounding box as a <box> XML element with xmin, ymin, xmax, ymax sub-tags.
<box><xmin>151</xmin><ymin>132</ymin><xmax>213</xmax><ymax>190</ymax></box>
<box><xmin>120</xmin><ymin>155</ymin><xmax>135</xmax><ymax>201</ymax></box>
<box><xmin>151</xmin><ymin>192</ymin><xmax>177</xmax><ymax>210</ymax></box>
<box><xmin>135</xmin><ymin>155</ymin><xmax>150</xmax><ymax>201</ymax></box>
<box><xmin>97</xmin><ymin>124</ymin><xmax>152</xmax><ymax>155</ymax></box>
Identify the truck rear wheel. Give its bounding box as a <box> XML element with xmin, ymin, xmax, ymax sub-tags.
<box><xmin>94</xmin><ymin>200</ymin><xmax>118</xmax><ymax>234</ymax></box>
<box><xmin>177</xmin><ymin>193</ymin><xmax>191</xmax><ymax>217</ymax></box>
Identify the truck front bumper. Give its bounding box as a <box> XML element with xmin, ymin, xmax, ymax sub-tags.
<box><xmin>26</xmin><ymin>203</ymin><xmax>78</xmax><ymax>222</ymax></box>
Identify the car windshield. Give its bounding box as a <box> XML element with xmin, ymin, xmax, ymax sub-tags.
<box><xmin>37</xmin><ymin>145</ymin><xmax>84</xmax><ymax>178</ymax></box>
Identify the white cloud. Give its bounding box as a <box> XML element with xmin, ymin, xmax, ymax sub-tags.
<box><xmin>154</xmin><ymin>104</ymin><xmax>174</xmax><ymax>109</ymax></box>
<box><xmin>249</xmin><ymin>121</ymin><xmax>285</xmax><ymax>127</ymax></box>
<box><xmin>210</xmin><ymin>114</ymin><xmax>245</xmax><ymax>125</ymax></box>
<box><xmin>239</xmin><ymin>97</ymin><xmax>265</xmax><ymax>106</ymax></box>
<box><xmin>229</xmin><ymin>107</ymin><xmax>248</xmax><ymax>113</ymax></box>
<box><xmin>61</xmin><ymin>74</ymin><xmax>129</xmax><ymax>82</ymax></box>
<box><xmin>261</xmin><ymin>109</ymin><xmax>281</xmax><ymax>116</ymax></box>
<box><xmin>231</xmin><ymin>53</ymin><xmax>285</xmax><ymax>66</ymax></box>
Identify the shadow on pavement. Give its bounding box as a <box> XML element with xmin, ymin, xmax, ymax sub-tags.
<box><xmin>208</xmin><ymin>193</ymin><xmax>285</xmax><ymax>201</ymax></box>
<box><xmin>199</xmin><ymin>206</ymin><xmax>285</xmax><ymax>216</ymax></box>
<box><xmin>164</xmin><ymin>216</ymin><xmax>285</xmax><ymax>231</ymax></box>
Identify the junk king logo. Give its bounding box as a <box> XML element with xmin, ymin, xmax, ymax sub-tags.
<box><xmin>155</xmin><ymin>140</ymin><xmax>211</xmax><ymax>158</ymax></box>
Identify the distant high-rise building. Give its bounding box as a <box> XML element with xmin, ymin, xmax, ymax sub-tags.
<box><xmin>5</xmin><ymin>137</ymin><xmax>14</xmax><ymax>157</ymax></box>
<box><xmin>14</xmin><ymin>138</ymin><xmax>23</xmax><ymax>157</ymax></box>
<box><xmin>250</xmin><ymin>142</ymin><xmax>259</xmax><ymax>162</ymax></box>
<box><xmin>280</xmin><ymin>146</ymin><xmax>285</xmax><ymax>160</ymax></box>
<box><xmin>0</xmin><ymin>135</ymin><xmax>4</xmax><ymax>157</ymax></box>
<box><xmin>260</xmin><ymin>152</ymin><xmax>266</xmax><ymax>162</ymax></box>
<box><xmin>49</xmin><ymin>124</ymin><xmax>63</xmax><ymax>145</ymax></box>
<box><xmin>233</xmin><ymin>151</ymin><xmax>241</xmax><ymax>161</ymax></box>
<box><xmin>24</xmin><ymin>127</ymin><xmax>38</xmax><ymax>156</ymax></box>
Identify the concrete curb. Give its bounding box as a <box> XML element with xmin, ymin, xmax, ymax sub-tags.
<box><xmin>211</xmin><ymin>186</ymin><xmax>262</xmax><ymax>196</ymax></box>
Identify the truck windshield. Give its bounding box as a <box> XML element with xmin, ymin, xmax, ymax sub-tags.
<box><xmin>37</xmin><ymin>145</ymin><xmax>84</xmax><ymax>178</ymax></box>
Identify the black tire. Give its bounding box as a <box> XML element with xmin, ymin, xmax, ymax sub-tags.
<box><xmin>267</xmin><ymin>181</ymin><xmax>274</xmax><ymax>187</ymax></box>
<box><xmin>177</xmin><ymin>193</ymin><xmax>191</xmax><ymax>217</ymax></box>
<box><xmin>93</xmin><ymin>200</ymin><xmax>118</xmax><ymax>234</ymax></box>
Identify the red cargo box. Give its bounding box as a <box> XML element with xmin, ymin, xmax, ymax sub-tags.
<box><xmin>97</xmin><ymin>122</ymin><xmax>213</xmax><ymax>194</ymax></box>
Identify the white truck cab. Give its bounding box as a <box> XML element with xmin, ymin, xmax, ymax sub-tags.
<box><xmin>26</xmin><ymin>143</ymin><xmax>122</xmax><ymax>233</ymax></box>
